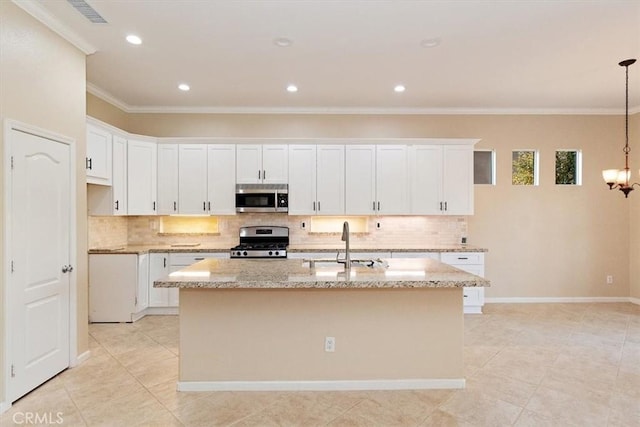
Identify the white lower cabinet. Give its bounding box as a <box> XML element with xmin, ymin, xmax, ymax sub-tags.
<box><xmin>440</xmin><ymin>252</ymin><xmax>485</xmax><ymax>314</ymax></box>
<box><xmin>167</xmin><ymin>252</ymin><xmax>230</xmax><ymax>307</ymax></box>
<box><xmin>89</xmin><ymin>254</ymin><xmax>149</xmax><ymax>322</ymax></box>
<box><xmin>148</xmin><ymin>253</ymin><xmax>176</xmax><ymax>308</ymax></box>
<box><xmin>389</xmin><ymin>251</ymin><xmax>485</xmax><ymax>313</ymax></box>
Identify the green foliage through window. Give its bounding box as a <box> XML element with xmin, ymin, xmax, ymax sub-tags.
<box><xmin>512</xmin><ymin>151</ymin><xmax>536</xmax><ymax>185</ymax></box>
<box><xmin>555</xmin><ymin>150</ymin><xmax>579</xmax><ymax>185</ymax></box>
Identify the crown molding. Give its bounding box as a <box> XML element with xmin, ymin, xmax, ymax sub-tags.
<box><xmin>12</xmin><ymin>0</ymin><xmax>96</xmax><ymax>55</ymax></box>
<box><xmin>86</xmin><ymin>83</ymin><xmax>640</xmax><ymax>116</ymax></box>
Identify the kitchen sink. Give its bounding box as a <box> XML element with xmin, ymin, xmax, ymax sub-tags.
<box><xmin>303</xmin><ymin>258</ymin><xmax>388</xmax><ymax>268</ymax></box>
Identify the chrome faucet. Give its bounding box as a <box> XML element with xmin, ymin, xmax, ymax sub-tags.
<box><xmin>340</xmin><ymin>221</ymin><xmax>351</xmax><ymax>271</ymax></box>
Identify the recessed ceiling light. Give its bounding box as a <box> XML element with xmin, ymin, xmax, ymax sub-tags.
<box><xmin>420</xmin><ymin>37</ymin><xmax>441</xmax><ymax>48</ymax></box>
<box><xmin>286</xmin><ymin>84</ymin><xmax>298</xmax><ymax>93</ymax></box>
<box><xmin>394</xmin><ymin>85</ymin><xmax>406</xmax><ymax>93</ymax></box>
<box><xmin>126</xmin><ymin>34</ymin><xmax>142</xmax><ymax>45</ymax></box>
<box><xmin>274</xmin><ymin>37</ymin><xmax>293</xmax><ymax>47</ymax></box>
<box><xmin>178</xmin><ymin>83</ymin><xmax>190</xmax><ymax>91</ymax></box>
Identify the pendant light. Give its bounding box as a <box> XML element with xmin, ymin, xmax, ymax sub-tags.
<box><xmin>602</xmin><ymin>58</ymin><xmax>638</xmax><ymax>198</ymax></box>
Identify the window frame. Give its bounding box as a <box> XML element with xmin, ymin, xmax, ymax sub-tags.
<box><xmin>554</xmin><ymin>149</ymin><xmax>582</xmax><ymax>186</ymax></box>
<box><xmin>511</xmin><ymin>149</ymin><xmax>539</xmax><ymax>186</ymax></box>
<box><xmin>473</xmin><ymin>149</ymin><xmax>496</xmax><ymax>185</ymax></box>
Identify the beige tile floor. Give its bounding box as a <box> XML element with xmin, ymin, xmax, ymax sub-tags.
<box><xmin>2</xmin><ymin>303</ymin><xmax>639</xmax><ymax>426</ymax></box>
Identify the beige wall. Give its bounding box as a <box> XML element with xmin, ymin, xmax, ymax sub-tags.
<box><xmin>0</xmin><ymin>1</ymin><xmax>88</xmax><ymax>403</ymax></box>
<box><xmin>631</xmin><ymin>113</ymin><xmax>640</xmax><ymax>300</ymax></box>
<box><xmin>99</xmin><ymin>112</ymin><xmax>632</xmax><ymax>299</ymax></box>
<box><xmin>86</xmin><ymin>93</ymin><xmax>128</xmax><ymax>130</ymax></box>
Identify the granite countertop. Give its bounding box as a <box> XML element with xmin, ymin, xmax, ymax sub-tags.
<box><xmin>154</xmin><ymin>258</ymin><xmax>490</xmax><ymax>290</ymax></box>
<box><xmin>287</xmin><ymin>244</ymin><xmax>487</xmax><ymax>253</ymax></box>
<box><xmin>89</xmin><ymin>244</ymin><xmax>486</xmax><ymax>255</ymax></box>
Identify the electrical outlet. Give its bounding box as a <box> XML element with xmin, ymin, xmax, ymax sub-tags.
<box><xmin>301</xmin><ymin>221</ymin><xmax>306</xmax><ymax>230</ymax></box>
<box><xmin>376</xmin><ymin>222</ymin><xmax>382</xmax><ymax>230</ymax></box>
<box><xmin>606</xmin><ymin>275</ymin><xmax>614</xmax><ymax>285</ymax></box>
<box><xmin>324</xmin><ymin>336</ymin><xmax>336</xmax><ymax>352</ymax></box>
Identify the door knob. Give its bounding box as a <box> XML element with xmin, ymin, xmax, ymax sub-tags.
<box><xmin>61</xmin><ymin>265</ymin><xmax>74</xmax><ymax>273</ymax></box>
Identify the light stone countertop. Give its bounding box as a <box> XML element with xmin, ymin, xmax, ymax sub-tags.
<box><xmin>89</xmin><ymin>244</ymin><xmax>486</xmax><ymax>255</ymax></box>
<box><xmin>154</xmin><ymin>257</ymin><xmax>490</xmax><ymax>290</ymax></box>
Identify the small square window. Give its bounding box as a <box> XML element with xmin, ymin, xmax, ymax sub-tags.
<box><xmin>474</xmin><ymin>150</ymin><xmax>495</xmax><ymax>185</ymax></box>
<box><xmin>512</xmin><ymin>150</ymin><xmax>538</xmax><ymax>185</ymax></box>
<box><xmin>555</xmin><ymin>150</ymin><xmax>582</xmax><ymax>185</ymax></box>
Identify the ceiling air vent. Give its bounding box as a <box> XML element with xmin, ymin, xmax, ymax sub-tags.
<box><xmin>67</xmin><ymin>0</ymin><xmax>107</xmax><ymax>24</ymax></box>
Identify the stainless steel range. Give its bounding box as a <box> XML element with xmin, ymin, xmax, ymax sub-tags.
<box><xmin>230</xmin><ymin>226</ymin><xmax>289</xmax><ymax>258</ymax></box>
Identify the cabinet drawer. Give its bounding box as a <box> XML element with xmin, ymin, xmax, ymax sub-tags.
<box><xmin>169</xmin><ymin>252</ymin><xmax>228</xmax><ymax>266</ymax></box>
<box><xmin>441</xmin><ymin>252</ymin><xmax>484</xmax><ymax>265</ymax></box>
<box><xmin>391</xmin><ymin>252</ymin><xmax>439</xmax><ymax>260</ymax></box>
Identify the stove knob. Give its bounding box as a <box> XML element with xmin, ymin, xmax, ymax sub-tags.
<box><xmin>243</xmin><ymin>251</ymin><xmax>248</xmax><ymax>256</ymax></box>
<box><xmin>269</xmin><ymin>251</ymin><xmax>273</xmax><ymax>256</ymax></box>
<box><xmin>274</xmin><ymin>251</ymin><xmax>279</xmax><ymax>256</ymax></box>
<box><xmin>236</xmin><ymin>251</ymin><xmax>241</xmax><ymax>256</ymax></box>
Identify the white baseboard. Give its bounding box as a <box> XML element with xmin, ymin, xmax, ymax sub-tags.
<box><xmin>0</xmin><ymin>401</ymin><xmax>10</xmax><ymax>415</ymax></box>
<box><xmin>630</xmin><ymin>297</ymin><xmax>640</xmax><ymax>306</ymax></box>
<box><xmin>144</xmin><ymin>307</ymin><xmax>179</xmax><ymax>316</ymax></box>
<box><xmin>70</xmin><ymin>350</ymin><xmax>91</xmax><ymax>368</ymax></box>
<box><xmin>485</xmin><ymin>297</ymin><xmax>631</xmax><ymax>304</ymax></box>
<box><xmin>177</xmin><ymin>378</ymin><xmax>465</xmax><ymax>392</ymax></box>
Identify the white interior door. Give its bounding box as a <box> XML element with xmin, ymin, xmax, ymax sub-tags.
<box><xmin>9</xmin><ymin>128</ymin><xmax>71</xmax><ymax>402</ymax></box>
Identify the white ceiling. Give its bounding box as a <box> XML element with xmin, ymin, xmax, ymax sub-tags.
<box><xmin>23</xmin><ymin>0</ymin><xmax>640</xmax><ymax>113</ymax></box>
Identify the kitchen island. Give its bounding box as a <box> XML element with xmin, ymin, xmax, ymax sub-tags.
<box><xmin>155</xmin><ymin>257</ymin><xmax>489</xmax><ymax>391</ymax></box>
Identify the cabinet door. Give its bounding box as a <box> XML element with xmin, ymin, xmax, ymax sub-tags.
<box><xmin>127</xmin><ymin>139</ymin><xmax>157</xmax><ymax>215</ymax></box>
<box><xmin>178</xmin><ymin>145</ymin><xmax>208</xmax><ymax>214</ymax></box>
<box><xmin>345</xmin><ymin>145</ymin><xmax>376</xmax><ymax>215</ymax></box>
<box><xmin>149</xmin><ymin>253</ymin><xmax>170</xmax><ymax>307</ymax></box>
<box><xmin>207</xmin><ymin>144</ymin><xmax>236</xmax><ymax>215</ymax></box>
<box><xmin>288</xmin><ymin>145</ymin><xmax>317</xmax><ymax>215</ymax></box>
<box><xmin>262</xmin><ymin>145</ymin><xmax>288</xmax><ymax>183</ymax></box>
<box><xmin>443</xmin><ymin>145</ymin><xmax>474</xmax><ymax>215</ymax></box>
<box><xmin>236</xmin><ymin>144</ymin><xmax>262</xmax><ymax>183</ymax></box>
<box><xmin>86</xmin><ymin>124</ymin><xmax>112</xmax><ymax>185</ymax></box>
<box><xmin>112</xmin><ymin>136</ymin><xmax>128</xmax><ymax>215</ymax></box>
<box><xmin>316</xmin><ymin>145</ymin><xmax>345</xmax><ymax>215</ymax></box>
<box><xmin>136</xmin><ymin>254</ymin><xmax>149</xmax><ymax>312</ymax></box>
<box><xmin>410</xmin><ymin>145</ymin><xmax>443</xmax><ymax>215</ymax></box>
<box><xmin>157</xmin><ymin>144</ymin><xmax>179</xmax><ymax>214</ymax></box>
<box><xmin>376</xmin><ymin>145</ymin><xmax>408</xmax><ymax>214</ymax></box>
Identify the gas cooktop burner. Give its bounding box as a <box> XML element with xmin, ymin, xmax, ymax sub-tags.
<box><xmin>230</xmin><ymin>226</ymin><xmax>289</xmax><ymax>258</ymax></box>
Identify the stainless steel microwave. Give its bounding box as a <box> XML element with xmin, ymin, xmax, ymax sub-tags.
<box><xmin>235</xmin><ymin>184</ymin><xmax>288</xmax><ymax>213</ymax></box>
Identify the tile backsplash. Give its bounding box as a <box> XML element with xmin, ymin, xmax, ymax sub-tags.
<box><xmin>88</xmin><ymin>214</ymin><xmax>467</xmax><ymax>249</ymax></box>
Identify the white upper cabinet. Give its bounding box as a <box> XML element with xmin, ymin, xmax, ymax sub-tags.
<box><xmin>316</xmin><ymin>145</ymin><xmax>345</xmax><ymax>215</ymax></box>
<box><xmin>112</xmin><ymin>135</ymin><xmax>128</xmax><ymax>215</ymax></box>
<box><xmin>376</xmin><ymin>145</ymin><xmax>409</xmax><ymax>214</ymax></box>
<box><xmin>345</xmin><ymin>145</ymin><xmax>407</xmax><ymax>215</ymax></box>
<box><xmin>288</xmin><ymin>145</ymin><xmax>317</xmax><ymax>215</ymax></box>
<box><xmin>442</xmin><ymin>145</ymin><xmax>474</xmax><ymax>215</ymax></box>
<box><xmin>87</xmin><ymin>133</ymin><xmax>127</xmax><ymax>215</ymax></box>
<box><xmin>163</xmin><ymin>144</ymin><xmax>236</xmax><ymax>215</ymax></box>
<box><xmin>410</xmin><ymin>144</ymin><xmax>473</xmax><ymax>215</ymax></box>
<box><xmin>157</xmin><ymin>144</ymin><xmax>179</xmax><ymax>215</ymax></box>
<box><xmin>288</xmin><ymin>144</ymin><xmax>347</xmax><ymax>215</ymax></box>
<box><xmin>86</xmin><ymin>124</ymin><xmax>112</xmax><ymax>185</ymax></box>
<box><xmin>178</xmin><ymin>144</ymin><xmax>209</xmax><ymax>214</ymax></box>
<box><xmin>345</xmin><ymin>145</ymin><xmax>376</xmax><ymax>215</ymax></box>
<box><xmin>207</xmin><ymin>144</ymin><xmax>236</xmax><ymax>214</ymax></box>
<box><xmin>127</xmin><ymin>138</ymin><xmax>157</xmax><ymax>215</ymax></box>
<box><xmin>237</xmin><ymin>144</ymin><xmax>288</xmax><ymax>184</ymax></box>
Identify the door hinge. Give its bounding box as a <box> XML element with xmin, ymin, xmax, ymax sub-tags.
<box><xmin>135</xmin><ymin>296</ymin><xmax>138</xmax><ymax>306</ymax></box>
<box><xmin>11</xmin><ymin>364</ymin><xmax>15</xmax><ymax>378</ymax></box>
<box><xmin>11</xmin><ymin>260</ymin><xmax>14</xmax><ymax>273</ymax></box>
<box><xmin>11</xmin><ymin>156</ymin><xmax>14</xmax><ymax>170</ymax></box>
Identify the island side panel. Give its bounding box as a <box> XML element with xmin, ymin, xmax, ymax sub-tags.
<box><xmin>179</xmin><ymin>287</ymin><xmax>463</xmax><ymax>384</ymax></box>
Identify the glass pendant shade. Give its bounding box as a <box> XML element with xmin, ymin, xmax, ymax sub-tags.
<box><xmin>616</xmin><ymin>169</ymin><xmax>630</xmax><ymax>185</ymax></box>
<box><xmin>602</xmin><ymin>169</ymin><xmax>619</xmax><ymax>184</ymax></box>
